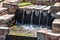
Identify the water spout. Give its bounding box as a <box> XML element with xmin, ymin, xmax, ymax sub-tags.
<box><xmin>30</xmin><ymin>11</ymin><xmax>34</xmax><ymax>29</ymax></box>
<box><xmin>22</xmin><ymin>10</ymin><xmax>25</xmax><ymax>25</ymax></box>
<box><xmin>39</xmin><ymin>11</ymin><xmax>42</xmax><ymax>27</ymax></box>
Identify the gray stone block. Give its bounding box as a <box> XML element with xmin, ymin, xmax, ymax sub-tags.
<box><xmin>0</xmin><ymin>27</ymin><xmax>9</xmax><ymax>36</ymax></box>
<box><xmin>0</xmin><ymin>8</ymin><xmax>8</xmax><ymax>16</ymax></box>
<box><xmin>51</xmin><ymin>2</ymin><xmax>60</xmax><ymax>13</ymax></box>
<box><xmin>37</xmin><ymin>30</ymin><xmax>47</xmax><ymax>40</ymax></box>
<box><xmin>56</xmin><ymin>12</ymin><xmax>60</xmax><ymax>19</ymax></box>
<box><xmin>52</xmin><ymin>19</ymin><xmax>60</xmax><ymax>33</ymax></box>
<box><xmin>3</xmin><ymin>2</ymin><xmax>18</xmax><ymax>14</ymax></box>
<box><xmin>46</xmin><ymin>31</ymin><xmax>60</xmax><ymax>40</ymax></box>
<box><xmin>37</xmin><ymin>29</ymin><xmax>60</xmax><ymax>40</ymax></box>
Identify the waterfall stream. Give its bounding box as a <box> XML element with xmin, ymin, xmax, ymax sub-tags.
<box><xmin>15</xmin><ymin>9</ymin><xmax>56</xmax><ymax>30</ymax></box>
<box><xmin>39</xmin><ymin>11</ymin><xmax>42</xmax><ymax>27</ymax></box>
<box><xmin>22</xmin><ymin>10</ymin><xmax>25</xmax><ymax>25</ymax></box>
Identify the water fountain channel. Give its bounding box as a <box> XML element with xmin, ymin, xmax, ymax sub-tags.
<box><xmin>10</xmin><ymin>5</ymin><xmax>56</xmax><ymax>37</ymax></box>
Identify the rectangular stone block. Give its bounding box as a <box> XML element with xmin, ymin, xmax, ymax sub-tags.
<box><xmin>0</xmin><ymin>14</ymin><xmax>14</xmax><ymax>21</ymax></box>
<box><xmin>51</xmin><ymin>36</ymin><xmax>59</xmax><ymax>40</ymax></box>
<box><xmin>8</xmin><ymin>5</ymin><xmax>17</xmax><ymax>14</ymax></box>
<box><xmin>51</xmin><ymin>2</ymin><xmax>60</xmax><ymax>13</ymax></box>
<box><xmin>46</xmin><ymin>32</ymin><xmax>60</xmax><ymax>40</ymax></box>
<box><xmin>3</xmin><ymin>2</ymin><xmax>9</xmax><ymax>8</ymax></box>
<box><xmin>46</xmin><ymin>34</ymin><xmax>51</xmax><ymax>40</ymax></box>
<box><xmin>44</xmin><ymin>30</ymin><xmax>52</xmax><ymax>40</ymax></box>
<box><xmin>37</xmin><ymin>29</ymin><xmax>60</xmax><ymax>40</ymax></box>
<box><xmin>56</xmin><ymin>12</ymin><xmax>60</xmax><ymax>19</ymax></box>
<box><xmin>52</xmin><ymin>19</ymin><xmax>60</xmax><ymax>33</ymax></box>
<box><xmin>51</xmin><ymin>6</ymin><xmax>60</xmax><ymax>13</ymax></box>
<box><xmin>0</xmin><ymin>8</ymin><xmax>8</xmax><ymax>16</ymax></box>
<box><xmin>37</xmin><ymin>30</ymin><xmax>47</xmax><ymax>40</ymax></box>
<box><xmin>24</xmin><ymin>0</ymin><xmax>56</xmax><ymax>5</ymax></box>
<box><xmin>5</xmin><ymin>0</ymin><xmax>23</xmax><ymax>3</ymax></box>
<box><xmin>0</xmin><ymin>29</ymin><xmax>5</xmax><ymax>35</ymax></box>
<box><xmin>0</xmin><ymin>14</ymin><xmax>14</xmax><ymax>26</ymax></box>
<box><xmin>42</xmin><ymin>6</ymin><xmax>51</xmax><ymax>12</ymax></box>
<box><xmin>3</xmin><ymin>2</ymin><xmax>18</xmax><ymax>14</ymax></box>
<box><xmin>0</xmin><ymin>27</ymin><xmax>9</xmax><ymax>36</ymax></box>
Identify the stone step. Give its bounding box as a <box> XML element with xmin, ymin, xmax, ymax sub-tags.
<box><xmin>0</xmin><ymin>14</ymin><xmax>14</xmax><ymax>25</ymax></box>
<box><xmin>46</xmin><ymin>31</ymin><xmax>60</xmax><ymax>40</ymax></box>
<box><xmin>0</xmin><ymin>27</ymin><xmax>9</xmax><ymax>36</ymax></box>
<box><xmin>52</xmin><ymin>19</ymin><xmax>60</xmax><ymax>33</ymax></box>
<box><xmin>56</xmin><ymin>12</ymin><xmax>60</xmax><ymax>19</ymax></box>
<box><xmin>24</xmin><ymin>0</ymin><xmax>57</xmax><ymax>5</ymax></box>
<box><xmin>19</xmin><ymin>5</ymin><xmax>51</xmax><ymax>12</ymax></box>
<box><xmin>5</xmin><ymin>0</ymin><xmax>23</xmax><ymax>3</ymax></box>
<box><xmin>51</xmin><ymin>2</ymin><xmax>60</xmax><ymax>13</ymax></box>
<box><xmin>0</xmin><ymin>7</ymin><xmax>8</xmax><ymax>16</ymax></box>
<box><xmin>37</xmin><ymin>30</ymin><xmax>47</xmax><ymax>40</ymax></box>
<box><xmin>2</xmin><ymin>2</ymin><xmax>18</xmax><ymax>14</ymax></box>
<box><xmin>0</xmin><ymin>27</ymin><xmax>9</xmax><ymax>40</ymax></box>
<box><xmin>37</xmin><ymin>29</ymin><xmax>60</xmax><ymax>40</ymax></box>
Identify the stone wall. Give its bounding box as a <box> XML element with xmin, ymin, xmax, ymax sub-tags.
<box><xmin>52</xmin><ymin>12</ymin><xmax>60</xmax><ymax>33</ymax></box>
<box><xmin>23</xmin><ymin>0</ymin><xmax>59</xmax><ymax>5</ymax></box>
<box><xmin>3</xmin><ymin>2</ymin><xmax>18</xmax><ymax>14</ymax></box>
<box><xmin>0</xmin><ymin>8</ymin><xmax>8</xmax><ymax>16</ymax></box>
<box><xmin>37</xmin><ymin>30</ymin><xmax>60</xmax><ymax>40</ymax></box>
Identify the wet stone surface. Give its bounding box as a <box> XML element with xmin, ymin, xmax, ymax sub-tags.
<box><xmin>9</xmin><ymin>25</ymin><xmax>50</xmax><ymax>37</ymax></box>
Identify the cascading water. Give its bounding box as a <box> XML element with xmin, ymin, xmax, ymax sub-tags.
<box><xmin>39</xmin><ymin>11</ymin><xmax>42</xmax><ymax>27</ymax></box>
<box><xmin>22</xmin><ymin>10</ymin><xmax>25</xmax><ymax>25</ymax></box>
<box><xmin>30</xmin><ymin>11</ymin><xmax>33</xmax><ymax>29</ymax></box>
<box><xmin>15</xmin><ymin>9</ymin><xmax>23</xmax><ymax>25</ymax></box>
<box><xmin>13</xmin><ymin>8</ymin><xmax>56</xmax><ymax>37</ymax></box>
<box><xmin>15</xmin><ymin>8</ymin><xmax>56</xmax><ymax>30</ymax></box>
<box><xmin>33</xmin><ymin>11</ymin><xmax>40</xmax><ymax>26</ymax></box>
<box><xmin>42</xmin><ymin>10</ymin><xmax>48</xmax><ymax>27</ymax></box>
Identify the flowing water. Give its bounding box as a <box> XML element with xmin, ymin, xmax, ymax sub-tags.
<box><xmin>15</xmin><ymin>9</ymin><xmax>55</xmax><ymax>29</ymax></box>
<box><xmin>38</xmin><ymin>12</ymin><xmax>41</xmax><ymax>26</ymax></box>
<box><xmin>22</xmin><ymin>10</ymin><xmax>25</xmax><ymax>25</ymax></box>
<box><xmin>13</xmin><ymin>9</ymin><xmax>56</xmax><ymax>37</ymax></box>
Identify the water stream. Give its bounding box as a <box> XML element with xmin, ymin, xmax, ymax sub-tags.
<box><xmin>15</xmin><ymin>9</ymin><xmax>56</xmax><ymax>30</ymax></box>
<box><xmin>22</xmin><ymin>10</ymin><xmax>25</xmax><ymax>25</ymax></box>
<box><xmin>39</xmin><ymin>11</ymin><xmax>42</xmax><ymax>27</ymax></box>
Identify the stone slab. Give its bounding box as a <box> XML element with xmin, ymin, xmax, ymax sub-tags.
<box><xmin>37</xmin><ymin>29</ymin><xmax>51</xmax><ymax>40</ymax></box>
<box><xmin>51</xmin><ymin>2</ymin><xmax>60</xmax><ymax>13</ymax></box>
<box><xmin>0</xmin><ymin>14</ymin><xmax>14</xmax><ymax>27</ymax></box>
<box><xmin>3</xmin><ymin>2</ymin><xmax>18</xmax><ymax>14</ymax></box>
<box><xmin>37</xmin><ymin>29</ymin><xmax>60</xmax><ymax>40</ymax></box>
<box><xmin>24</xmin><ymin>0</ymin><xmax>56</xmax><ymax>5</ymax></box>
<box><xmin>52</xmin><ymin>19</ymin><xmax>60</xmax><ymax>33</ymax></box>
<box><xmin>0</xmin><ymin>27</ymin><xmax>9</xmax><ymax>36</ymax></box>
<box><xmin>0</xmin><ymin>8</ymin><xmax>8</xmax><ymax>16</ymax></box>
<box><xmin>56</xmin><ymin>12</ymin><xmax>60</xmax><ymax>19</ymax></box>
<box><xmin>46</xmin><ymin>31</ymin><xmax>60</xmax><ymax>40</ymax></box>
<box><xmin>5</xmin><ymin>0</ymin><xmax>23</xmax><ymax>4</ymax></box>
